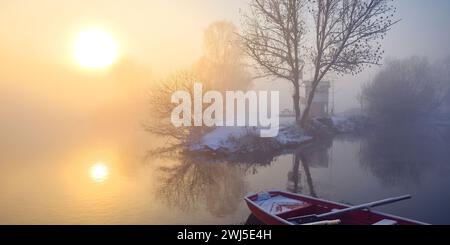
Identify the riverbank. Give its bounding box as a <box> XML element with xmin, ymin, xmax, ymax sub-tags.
<box><xmin>186</xmin><ymin>115</ymin><xmax>366</xmax><ymax>158</ymax></box>
<box><xmin>187</xmin><ymin>122</ymin><xmax>313</xmax><ymax>156</ymax></box>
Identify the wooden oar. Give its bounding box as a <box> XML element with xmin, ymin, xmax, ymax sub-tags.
<box><xmin>288</xmin><ymin>195</ymin><xmax>411</xmax><ymax>224</ymax></box>
<box><xmin>301</xmin><ymin>219</ymin><xmax>341</xmax><ymax>226</ymax></box>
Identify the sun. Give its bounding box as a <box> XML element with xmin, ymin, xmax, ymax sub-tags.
<box><xmin>74</xmin><ymin>27</ymin><xmax>119</xmax><ymax>69</ymax></box>
<box><xmin>90</xmin><ymin>162</ymin><xmax>109</xmax><ymax>183</ymax></box>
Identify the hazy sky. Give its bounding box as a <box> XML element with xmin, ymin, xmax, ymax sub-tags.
<box><xmin>1</xmin><ymin>0</ymin><xmax>449</xmax><ymax>112</ymax></box>
<box><xmin>0</xmin><ymin>0</ymin><xmax>243</xmax><ymax>74</ymax></box>
<box><xmin>386</xmin><ymin>0</ymin><xmax>450</xmax><ymax>59</ymax></box>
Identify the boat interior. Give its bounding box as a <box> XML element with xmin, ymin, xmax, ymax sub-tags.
<box><xmin>251</xmin><ymin>192</ymin><xmax>401</xmax><ymax>225</ymax></box>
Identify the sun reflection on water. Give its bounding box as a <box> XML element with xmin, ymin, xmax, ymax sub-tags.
<box><xmin>90</xmin><ymin>162</ymin><xmax>109</xmax><ymax>183</ymax></box>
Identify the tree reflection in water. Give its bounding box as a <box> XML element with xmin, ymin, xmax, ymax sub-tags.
<box><xmin>360</xmin><ymin>124</ymin><xmax>450</xmax><ymax>186</ymax></box>
<box><xmin>149</xmin><ymin>146</ymin><xmax>278</xmax><ymax>217</ymax></box>
<box><xmin>287</xmin><ymin>139</ymin><xmax>332</xmax><ymax>197</ymax></box>
<box><xmin>157</xmin><ymin>157</ymin><xmax>247</xmax><ymax>217</ymax></box>
<box><xmin>148</xmin><ymin>138</ymin><xmax>337</xmax><ymax>219</ymax></box>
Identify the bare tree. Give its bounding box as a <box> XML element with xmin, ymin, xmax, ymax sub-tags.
<box><xmin>145</xmin><ymin>71</ymin><xmax>212</xmax><ymax>146</ymax></box>
<box><xmin>241</xmin><ymin>0</ymin><xmax>307</xmax><ymax>123</ymax></box>
<box><xmin>193</xmin><ymin>21</ymin><xmax>251</xmax><ymax>91</ymax></box>
<box><xmin>241</xmin><ymin>0</ymin><xmax>396</xmax><ymax>126</ymax></box>
<box><xmin>301</xmin><ymin>0</ymin><xmax>397</xmax><ymax>126</ymax></box>
<box><xmin>146</xmin><ymin>22</ymin><xmax>251</xmax><ymax>148</ymax></box>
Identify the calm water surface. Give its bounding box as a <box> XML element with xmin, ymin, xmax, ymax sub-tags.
<box><xmin>1</xmin><ymin>116</ymin><xmax>450</xmax><ymax>224</ymax></box>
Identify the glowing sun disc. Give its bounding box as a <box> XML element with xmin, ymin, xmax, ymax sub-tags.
<box><xmin>90</xmin><ymin>162</ymin><xmax>109</xmax><ymax>182</ymax></box>
<box><xmin>74</xmin><ymin>28</ymin><xmax>118</xmax><ymax>69</ymax></box>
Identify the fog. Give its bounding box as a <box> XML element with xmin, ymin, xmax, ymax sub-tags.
<box><xmin>1</xmin><ymin>0</ymin><xmax>450</xmax><ymax>145</ymax></box>
<box><xmin>0</xmin><ymin>0</ymin><xmax>450</xmax><ymax>225</ymax></box>
<box><xmin>332</xmin><ymin>0</ymin><xmax>450</xmax><ymax>113</ymax></box>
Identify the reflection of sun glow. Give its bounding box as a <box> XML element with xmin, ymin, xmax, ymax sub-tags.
<box><xmin>90</xmin><ymin>162</ymin><xmax>109</xmax><ymax>183</ymax></box>
<box><xmin>74</xmin><ymin>27</ymin><xmax>118</xmax><ymax>69</ymax></box>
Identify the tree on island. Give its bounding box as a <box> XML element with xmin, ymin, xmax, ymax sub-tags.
<box><xmin>240</xmin><ymin>0</ymin><xmax>307</xmax><ymax>123</ymax></box>
<box><xmin>147</xmin><ymin>21</ymin><xmax>252</xmax><ymax>146</ymax></box>
<box><xmin>241</xmin><ymin>0</ymin><xmax>398</xmax><ymax>127</ymax></box>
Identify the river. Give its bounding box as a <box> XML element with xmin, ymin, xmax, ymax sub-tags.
<box><xmin>1</xmin><ymin>117</ymin><xmax>449</xmax><ymax>224</ymax></box>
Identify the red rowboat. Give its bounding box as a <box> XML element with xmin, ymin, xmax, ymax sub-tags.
<box><xmin>245</xmin><ymin>191</ymin><xmax>428</xmax><ymax>225</ymax></box>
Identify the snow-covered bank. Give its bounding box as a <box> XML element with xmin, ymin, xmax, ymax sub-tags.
<box><xmin>187</xmin><ymin>115</ymin><xmax>365</xmax><ymax>156</ymax></box>
<box><xmin>189</xmin><ymin>120</ymin><xmax>313</xmax><ymax>154</ymax></box>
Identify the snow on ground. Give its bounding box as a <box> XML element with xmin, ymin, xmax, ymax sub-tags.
<box><xmin>188</xmin><ymin>114</ymin><xmax>364</xmax><ymax>154</ymax></box>
<box><xmin>193</xmin><ymin>126</ymin><xmax>253</xmax><ymax>151</ymax></box>
<box><xmin>190</xmin><ymin>117</ymin><xmax>312</xmax><ymax>153</ymax></box>
<box><xmin>276</xmin><ymin>124</ymin><xmax>313</xmax><ymax>145</ymax></box>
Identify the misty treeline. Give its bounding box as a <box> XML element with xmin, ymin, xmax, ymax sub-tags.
<box><xmin>361</xmin><ymin>57</ymin><xmax>450</xmax><ymax>125</ymax></box>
